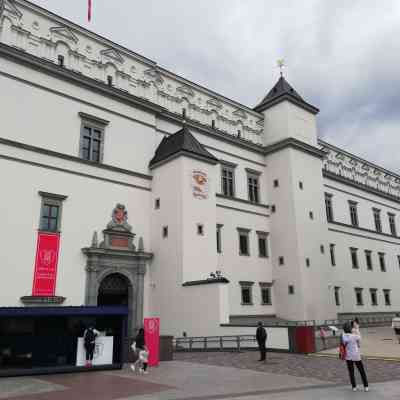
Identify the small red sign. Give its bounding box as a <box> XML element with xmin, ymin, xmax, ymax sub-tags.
<box><xmin>32</xmin><ymin>232</ymin><xmax>61</xmax><ymax>296</ymax></box>
<box><xmin>144</xmin><ymin>317</ymin><xmax>160</xmax><ymax>367</ymax></box>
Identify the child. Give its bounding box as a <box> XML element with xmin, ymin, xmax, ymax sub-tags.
<box><xmin>138</xmin><ymin>347</ymin><xmax>149</xmax><ymax>374</ymax></box>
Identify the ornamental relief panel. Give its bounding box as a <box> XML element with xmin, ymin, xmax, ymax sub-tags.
<box><xmin>321</xmin><ymin>143</ymin><xmax>400</xmax><ymax>199</ymax></box>
<box><xmin>0</xmin><ymin>0</ymin><xmax>264</xmax><ymax>144</ymax></box>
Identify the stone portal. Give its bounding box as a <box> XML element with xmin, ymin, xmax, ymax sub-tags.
<box><xmin>82</xmin><ymin>204</ymin><xmax>152</xmax><ymax>335</ymax></box>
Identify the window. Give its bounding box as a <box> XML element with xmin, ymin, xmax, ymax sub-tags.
<box><xmin>246</xmin><ymin>169</ymin><xmax>261</xmax><ymax>203</ymax></box>
<box><xmin>57</xmin><ymin>55</ymin><xmax>64</xmax><ymax>67</ymax></box>
<box><xmin>278</xmin><ymin>256</ymin><xmax>285</xmax><ymax>266</ymax></box>
<box><xmin>383</xmin><ymin>289</ymin><xmax>391</xmax><ymax>306</ymax></box>
<box><xmin>370</xmin><ymin>289</ymin><xmax>378</xmax><ymax>306</ymax></box>
<box><xmin>182</xmin><ymin>108</ymin><xmax>186</xmax><ymax>119</ymax></box>
<box><xmin>237</xmin><ymin>129</ymin><xmax>241</xmax><ymax>138</ymax></box>
<box><xmin>288</xmin><ymin>285</ymin><xmax>295</xmax><ymax>295</ymax></box>
<box><xmin>197</xmin><ymin>224</ymin><xmax>204</xmax><ymax>235</ymax></box>
<box><xmin>79</xmin><ymin>113</ymin><xmax>109</xmax><ymax>163</ymax></box>
<box><xmin>239</xmin><ymin>281</ymin><xmax>254</xmax><ymax>305</ymax></box>
<box><xmin>271</xmin><ymin>205</ymin><xmax>276</xmax><ymax>213</ymax></box>
<box><xmin>365</xmin><ymin>250</ymin><xmax>373</xmax><ymax>270</ymax></box>
<box><xmin>306</xmin><ymin>258</ymin><xmax>310</xmax><ymax>267</ymax></box>
<box><xmin>320</xmin><ymin>245</ymin><xmax>325</xmax><ymax>254</ymax></box>
<box><xmin>260</xmin><ymin>283</ymin><xmax>272</xmax><ymax>305</ymax></box>
<box><xmin>378</xmin><ymin>252</ymin><xmax>386</xmax><ymax>272</ymax></box>
<box><xmin>211</xmin><ymin>119</ymin><xmax>215</xmax><ymax>129</ymax></box>
<box><xmin>237</xmin><ymin>228</ymin><xmax>250</xmax><ymax>256</ymax></box>
<box><xmin>39</xmin><ymin>192</ymin><xmax>67</xmax><ymax>232</ymax></box>
<box><xmin>107</xmin><ymin>75</ymin><xmax>113</xmax><ymax>86</ymax></box>
<box><xmin>273</xmin><ymin>179</ymin><xmax>279</xmax><ymax>188</ymax></box>
<box><xmin>309</xmin><ymin>211</ymin><xmax>314</xmax><ymax>220</ymax></box>
<box><xmin>334</xmin><ymin>286</ymin><xmax>341</xmax><ymax>306</ymax></box>
<box><xmin>330</xmin><ymin>244</ymin><xmax>336</xmax><ymax>266</ymax></box>
<box><xmin>350</xmin><ymin>247</ymin><xmax>359</xmax><ymax>269</ymax></box>
<box><xmin>373</xmin><ymin>208</ymin><xmax>382</xmax><ymax>233</ymax></box>
<box><xmin>397</xmin><ymin>255</ymin><xmax>400</xmax><ymax>270</ymax></box>
<box><xmin>349</xmin><ymin>201</ymin><xmax>359</xmax><ymax>227</ymax></box>
<box><xmin>221</xmin><ymin>164</ymin><xmax>235</xmax><ymax>197</ymax></box>
<box><xmin>162</xmin><ymin>226</ymin><xmax>168</xmax><ymax>238</ymax></box>
<box><xmin>257</xmin><ymin>231</ymin><xmax>269</xmax><ymax>258</ymax></box>
<box><xmin>155</xmin><ymin>198</ymin><xmax>160</xmax><ymax>209</ymax></box>
<box><xmin>299</xmin><ymin>181</ymin><xmax>303</xmax><ymax>190</ymax></box>
<box><xmin>325</xmin><ymin>193</ymin><xmax>334</xmax><ymax>222</ymax></box>
<box><xmin>388</xmin><ymin>213</ymin><xmax>397</xmax><ymax>236</ymax></box>
<box><xmin>216</xmin><ymin>224</ymin><xmax>223</xmax><ymax>253</ymax></box>
<box><xmin>355</xmin><ymin>288</ymin><xmax>364</xmax><ymax>306</ymax></box>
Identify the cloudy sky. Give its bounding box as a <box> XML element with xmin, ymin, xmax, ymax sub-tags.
<box><xmin>31</xmin><ymin>0</ymin><xmax>400</xmax><ymax>172</ymax></box>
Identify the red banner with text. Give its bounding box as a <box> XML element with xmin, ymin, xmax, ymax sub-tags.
<box><xmin>144</xmin><ymin>317</ymin><xmax>160</xmax><ymax>367</ymax></box>
<box><xmin>32</xmin><ymin>232</ymin><xmax>60</xmax><ymax>296</ymax></box>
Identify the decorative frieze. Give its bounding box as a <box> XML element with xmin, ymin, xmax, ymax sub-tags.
<box><xmin>320</xmin><ymin>140</ymin><xmax>400</xmax><ymax>200</ymax></box>
<box><xmin>0</xmin><ymin>0</ymin><xmax>264</xmax><ymax>145</ymax></box>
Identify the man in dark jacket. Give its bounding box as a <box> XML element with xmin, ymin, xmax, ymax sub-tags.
<box><xmin>256</xmin><ymin>321</ymin><xmax>267</xmax><ymax>361</ymax></box>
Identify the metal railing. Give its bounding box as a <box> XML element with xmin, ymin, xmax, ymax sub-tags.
<box><xmin>175</xmin><ymin>335</ymin><xmax>257</xmax><ymax>352</ymax></box>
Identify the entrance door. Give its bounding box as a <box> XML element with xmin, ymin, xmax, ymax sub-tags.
<box><xmin>97</xmin><ymin>273</ymin><xmax>129</xmax><ymax>306</ymax></box>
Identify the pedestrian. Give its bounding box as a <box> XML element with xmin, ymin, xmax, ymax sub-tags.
<box><xmin>341</xmin><ymin>322</ymin><xmax>369</xmax><ymax>392</ymax></box>
<box><xmin>392</xmin><ymin>313</ymin><xmax>400</xmax><ymax>344</ymax></box>
<box><xmin>319</xmin><ymin>326</ymin><xmax>327</xmax><ymax>350</ymax></box>
<box><xmin>83</xmin><ymin>326</ymin><xmax>100</xmax><ymax>367</ymax></box>
<box><xmin>256</xmin><ymin>321</ymin><xmax>267</xmax><ymax>362</ymax></box>
<box><xmin>130</xmin><ymin>328</ymin><xmax>148</xmax><ymax>373</ymax></box>
<box><xmin>352</xmin><ymin>318</ymin><xmax>361</xmax><ymax>336</ymax></box>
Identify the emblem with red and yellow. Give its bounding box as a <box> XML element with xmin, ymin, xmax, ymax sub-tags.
<box><xmin>191</xmin><ymin>170</ymin><xmax>209</xmax><ymax>199</ymax></box>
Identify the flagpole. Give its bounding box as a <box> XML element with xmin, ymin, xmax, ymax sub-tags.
<box><xmin>88</xmin><ymin>0</ymin><xmax>92</xmax><ymax>22</ymax></box>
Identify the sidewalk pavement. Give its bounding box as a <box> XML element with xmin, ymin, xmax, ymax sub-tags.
<box><xmin>2</xmin><ymin>359</ymin><xmax>399</xmax><ymax>400</ymax></box>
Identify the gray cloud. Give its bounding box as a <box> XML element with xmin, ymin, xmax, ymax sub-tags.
<box><xmin>31</xmin><ymin>0</ymin><xmax>400</xmax><ymax>172</ymax></box>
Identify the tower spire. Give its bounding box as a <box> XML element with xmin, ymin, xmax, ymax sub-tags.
<box><xmin>277</xmin><ymin>59</ymin><xmax>285</xmax><ymax>78</ymax></box>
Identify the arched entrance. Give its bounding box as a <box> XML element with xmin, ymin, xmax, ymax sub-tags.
<box><xmin>97</xmin><ymin>273</ymin><xmax>130</xmax><ymax>306</ymax></box>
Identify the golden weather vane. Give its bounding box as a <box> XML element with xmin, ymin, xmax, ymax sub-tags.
<box><xmin>277</xmin><ymin>59</ymin><xmax>285</xmax><ymax>77</ymax></box>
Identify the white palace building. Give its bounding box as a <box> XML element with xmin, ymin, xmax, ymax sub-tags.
<box><xmin>1</xmin><ymin>0</ymin><xmax>399</xmax><ymax>343</ymax></box>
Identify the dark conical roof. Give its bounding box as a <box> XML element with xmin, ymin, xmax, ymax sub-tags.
<box><xmin>149</xmin><ymin>125</ymin><xmax>218</xmax><ymax>168</ymax></box>
<box><xmin>254</xmin><ymin>76</ymin><xmax>319</xmax><ymax>114</ymax></box>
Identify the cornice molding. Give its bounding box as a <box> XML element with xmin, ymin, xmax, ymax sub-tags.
<box><xmin>216</xmin><ymin>193</ymin><xmax>269</xmax><ymax>209</ymax></box>
<box><xmin>0</xmin><ymin>137</ymin><xmax>152</xmax><ymax>181</ymax></box>
<box><xmin>264</xmin><ymin>138</ymin><xmax>326</xmax><ymax>159</ymax></box>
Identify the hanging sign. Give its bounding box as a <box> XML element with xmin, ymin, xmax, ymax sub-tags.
<box><xmin>32</xmin><ymin>232</ymin><xmax>60</xmax><ymax>296</ymax></box>
<box><xmin>191</xmin><ymin>170</ymin><xmax>209</xmax><ymax>199</ymax></box>
<box><xmin>144</xmin><ymin>317</ymin><xmax>160</xmax><ymax>367</ymax></box>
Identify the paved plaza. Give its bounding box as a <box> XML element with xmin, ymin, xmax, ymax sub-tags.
<box><xmin>1</xmin><ymin>349</ymin><xmax>399</xmax><ymax>400</ymax></box>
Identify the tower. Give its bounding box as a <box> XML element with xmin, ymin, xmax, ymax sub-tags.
<box><xmin>255</xmin><ymin>76</ymin><xmax>336</xmax><ymax>321</ymax></box>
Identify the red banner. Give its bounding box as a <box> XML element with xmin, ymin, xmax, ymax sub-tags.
<box><xmin>144</xmin><ymin>317</ymin><xmax>160</xmax><ymax>367</ymax></box>
<box><xmin>32</xmin><ymin>232</ymin><xmax>60</xmax><ymax>296</ymax></box>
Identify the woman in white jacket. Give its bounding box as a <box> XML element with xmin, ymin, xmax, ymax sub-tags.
<box><xmin>342</xmin><ymin>323</ymin><xmax>369</xmax><ymax>392</ymax></box>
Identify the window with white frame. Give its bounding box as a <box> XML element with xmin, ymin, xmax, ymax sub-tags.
<box><xmin>259</xmin><ymin>283</ymin><xmax>272</xmax><ymax>305</ymax></box>
<box><xmin>325</xmin><ymin>193</ymin><xmax>334</xmax><ymax>222</ymax></box>
<box><xmin>330</xmin><ymin>244</ymin><xmax>336</xmax><ymax>266</ymax></box>
<box><xmin>334</xmin><ymin>286</ymin><xmax>341</xmax><ymax>306</ymax></box>
<box><xmin>216</xmin><ymin>224</ymin><xmax>223</xmax><ymax>253</ymax></box>
<box><xmin>221</xmin><ymin>162</ymin><xmax>236</xmax><ymax>197</ymax></box>
<box><xmin>355</xmin><ymin>287</ymin><xmax>364</xmax><ymax>306</ymax></box>
<box><xmin>370</xmin><ymin>288</ymin><xmax>378</xmax><ymax>306</ymax></box>
<box><xmin>378</xmin><ymin>252</ymin><xmax>386</xmax><ymax>272</ymax></box>
<box><xmin>239</xmin><ymin>281</ymin><xmax>254</xmax><ymax>305</ymax></box>
<box><xmin>365</xmin><ymin>250</ymin><xmax>373</xmax><ymax>270</ymax></box>
<box><xmin>383</xmin><ymin>289</ymin><xmax>391</xmax><ymax>306</ymax></box>
<box><xmin>350</xmin><ymin>247</ymin><xmax>359</xmax><ymax>269</ymax></box>
<box><xmin>373</xmin><ymin>208</ymin><xmax>382</xmax><ymax>233</ymax></box>
<box><xmin>237</xmin><ymin>228</ymin><xmax>250</xmax><ymax>256</ymax></box>
<box><xmin>257</xmin><ymin>231</ymin><xmax>269</xmax><ymax>258</ymax></box>
<box><xmin>348</xmin><ymin>201</ymin><xmax>359</xmax><ymax>227</ymax></box>
<box><xmin>79</xmin><ymin>112</ymin><xmax>109</xmax><ymax>163</ymax></box>
<box><xmin>388</xmin><ymin>213</ymin><xmax>397</xmax><ymax>236</ymax></box>
<box><xmin>38</xmin><ymin>191</ymin><xmax>67</xmax><ymax>232</ymax></box>
<box><xmin>246</xmin><ymin>169</ymin><xmax>261</xmax><ymax>203</ymax></box>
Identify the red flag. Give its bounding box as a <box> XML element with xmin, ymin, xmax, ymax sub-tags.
<box><xmin>88</xmin><ymin>0</ymin><xmax>92</xmax><ymax>22</ymax></box>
